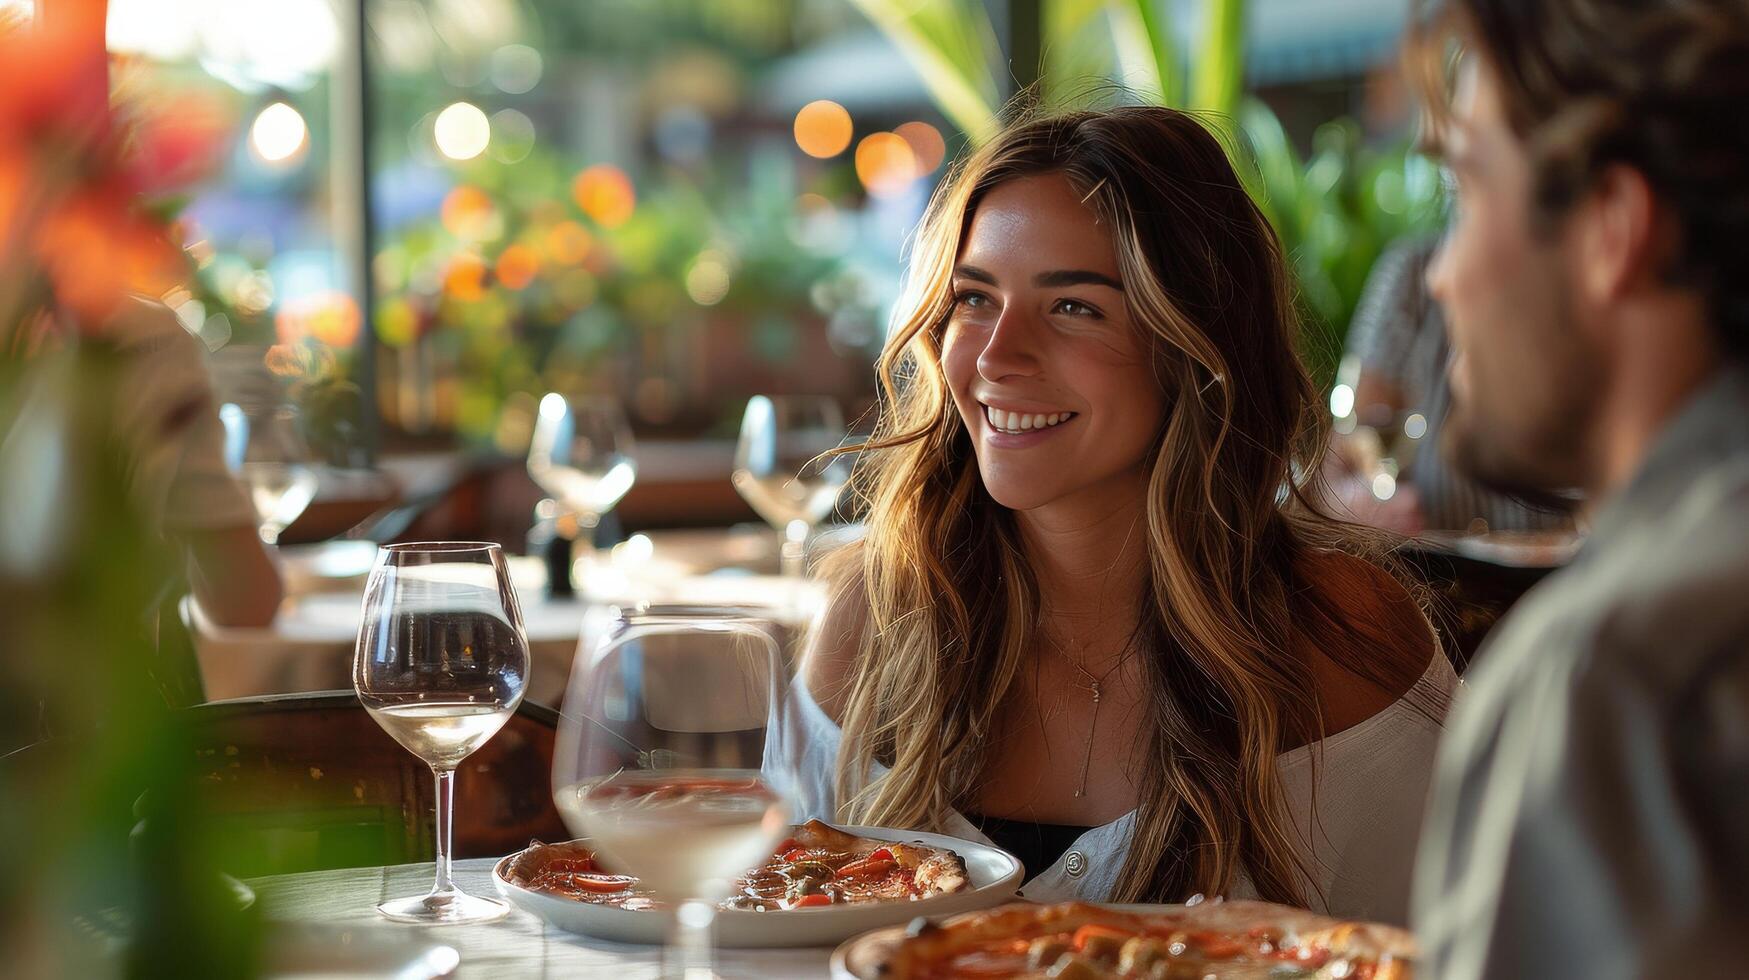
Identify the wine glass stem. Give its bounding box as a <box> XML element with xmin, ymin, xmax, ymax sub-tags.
<box><xmin>667</xmin><ymin>898</ymin><xmax>716</xmax><ymax>979</ymax></box>
<box><xmin>431</xmin><ymin>766</ymin><xmax>457</xmax><ymax>898</ymax></box>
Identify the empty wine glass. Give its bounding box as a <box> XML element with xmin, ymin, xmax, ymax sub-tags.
<box><xmin>527</xmin><ymin>394</ymin><xmax>638</xmax><ymax>585</ymax></box>
<box><xmin>219</xmin><ymin>402</ymin><xmax>318</xmax><ymax>545</ymax></box>
<box><xmin>554</xmin><ymin>611</ymin><xmax>793</xmax><ymax>977</ymax></box>
<box><xmin>354</xmin><ymin>542</ymin><xmax>530</xmax><ymax>924</ymax></box>
<box><xmin>731</xmin><ymin>396</ymin><xmax>850</xmax><ymax>576</ymax></box>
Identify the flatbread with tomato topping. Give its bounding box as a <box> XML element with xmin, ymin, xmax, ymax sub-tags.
<box><xmin>874</xmin><ymin>900</ymin><xmax>1417</xmax><ymax>979</ymax></box>
<box><xmin>501</xmin><ymin>819</ymin><xmax>970</xmax><ymax>912</ymax></box>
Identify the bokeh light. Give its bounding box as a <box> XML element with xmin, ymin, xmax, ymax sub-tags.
<box><xmin>275</xmin><ymin>291</ymin><xmax>362</xmax><ymax>347</ymax></box>
<box><xmin>793</xmin><ymin>100</ymin><xmax>853</xmax><ymax>159</ymax></box>
<box><xmin>440</xmin><ymin>185</ymin><xmax>497</xmax><ymax>241</ymax></box>
<box><xmin>488</xmin><ymin>108</ymin><xmax>536</xmax><ymax>164</ymax></box>
<box><xmin>544</xmin><ymin>221</ymin><xmax>593</xmax><ymax>265</ymax></box>
<box><xmin>685</xmin><ymin>250</ymin><xmax>732</xmax><ymax>306</ymax></box>
<box><xmin>434</xmin><ymin>101</ymin><xmax>490</xmax><ymax>161</ymax></box>
<box><xmin>495</xmin><ymin>244</ymin><xmax>539</xmax><ymax>290</ymax></box>
<box><xmin>1329</xmin><ymin>382</ymin><xmax>1355</xmax><ymax>419</ymax></box>
<box><xmin>571</xmin><ymin>165</ymin><xmax>636</xmax><ymax>228</ymax></box>
<box><xmin>894</xmin><ymin>121</ymin><xmax>946</xmax><ymax>176</ymax></box>
<box><xmin>376</xmin><ymin>296</ymin><xmax>420</xmax><ymax>348</ymax></box>
<box><xmin>854</xmin><ymin>132</ymin><xmax>918</xmax><ymax>198</ymax></box>
<box><xmin>443</xmin><ymin>254</ymin><xmax>487</xmax><ymax>301</ymax></box>
<box><xmin>489</xmin><ymin>43</ymin><xmax>543</xmax><ymax>94</ymax></box>
<box><xmin>249</xmin><ymin>102</ymin><xmax>308</xmax><ymax>165</ymax></box>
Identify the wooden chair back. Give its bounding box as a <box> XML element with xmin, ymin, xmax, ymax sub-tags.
<box><xmin>183</xmin><ymin>691</ymin><xmax>569</xmax><ymax>878</ymax></box>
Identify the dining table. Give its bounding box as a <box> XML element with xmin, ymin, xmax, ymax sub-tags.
<box><xmin>190</xmin><ymin>526</ymin><xmax>835</xmax><ymax>707</ymax></box>
<box><xmin>248</xmin><ymin>857</ymin><xmax>838</xmax><ymax>978</ymax></box>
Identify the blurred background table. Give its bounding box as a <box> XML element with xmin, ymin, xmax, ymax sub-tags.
<box><xmin>190</xmin><ymin>526</ymin><xmax>831</xmax><ymax>706</ymax></box>
<box><xmin>249</xmin><ymin>858</ymin><xmax>832</xmax><ymax>979</ymax></box>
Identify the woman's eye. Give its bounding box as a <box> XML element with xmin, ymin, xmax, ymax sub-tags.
<box><xmin>954</xmin><ymin>291</ymin><xmax>991</xmax><ymax>310</ymax></box>
<box><xmin>1052</xmin><ymin>299</ymin><xmax>1101</xmax><ymax>318</ymax></box>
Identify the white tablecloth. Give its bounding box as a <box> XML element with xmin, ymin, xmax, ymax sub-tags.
<box><xmin>250</xmin><ymin>858</ymin><xmax>835</xmax><ymax>979</ymax></box>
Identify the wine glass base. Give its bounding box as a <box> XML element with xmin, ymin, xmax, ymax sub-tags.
<box><xmin>375</xmin><ymin>891</ymin><xmax>509</xmax><ymax>925</ymax></box>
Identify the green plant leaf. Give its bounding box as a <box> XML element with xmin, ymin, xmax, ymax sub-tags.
<box><xmin>1040</xmin><ymin>0</ymin><xmax>1115</xmax><ymax>105</ymax></box>
<box><xmin>1106</xmin><ymin>0</ymin><xmax>1179</xmax><ymax>105</ymax></box>
<box><xmin>845</xmin><ymin>0</ymin><xmax>1002</xmax><ymax>142</ymax></box>
<box><xmin>1190</xmin><ymin>0</ymin><xmax>1247</xmax><ymax>120</ymax></box>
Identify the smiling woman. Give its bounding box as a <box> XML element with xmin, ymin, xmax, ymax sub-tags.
<box><xmin>782</xmin><ymin>106</ymin><xmax>1456</xmax><ymax>922</ymax></box>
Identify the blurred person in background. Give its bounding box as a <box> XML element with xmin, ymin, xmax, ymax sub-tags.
<box><xmin>108</xmin><ymin>298</ymin><xmax>283</xmax><ymax>628</ymax></box>
<box><xmin>18</xmin><ymin>298</ymin><xmax>285</xmax><ymax>630</ymax></box>
<box><xmin>1406</xmin><ymin>0</ymin><xmax>1749</xmax><ymax>976</ymax></box>
<box><xmin>1325</xmin><ymin>234</ymin><xmax>1576</xmax><ymax>536</ymax></box>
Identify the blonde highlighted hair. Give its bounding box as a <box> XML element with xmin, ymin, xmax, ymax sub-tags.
<box><xmin>827</xmin><ymin>106</ymin><xmax>1439</xmax><ymax>905</ymax></box>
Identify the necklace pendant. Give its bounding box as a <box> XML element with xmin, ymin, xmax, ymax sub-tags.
<box><xmin>1074</xmin><ymin>789</ymin><xmax>1085</xmax><ymax>798</ymax></box>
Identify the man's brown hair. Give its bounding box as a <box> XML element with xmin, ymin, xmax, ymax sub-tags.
<box><xmin>1409</xmin><ymin>0</ymin><xmax>1749</xmax><ymax>360</ymax></box>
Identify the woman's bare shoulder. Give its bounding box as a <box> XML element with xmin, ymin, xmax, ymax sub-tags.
<box><xmin>798</xmin><ymin>542</ymin><xmax>870</xmax><ymax>724</ymax></box>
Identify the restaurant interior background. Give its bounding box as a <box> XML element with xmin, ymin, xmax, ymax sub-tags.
<box><xmin>0</xmin><ymin>0</ymin><xmax>1453</xmax><ymax>973</ymax></box>
<box><xmin>101</xmin><ymin>0</ymin><xmax>1441</xmax><ymax>531</ymax></box>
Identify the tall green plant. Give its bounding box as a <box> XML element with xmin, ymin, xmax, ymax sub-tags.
<box><xmin>845</xmin><ymin>0</ymin><xmax>1248</xmax><ymax>130</ymax></box>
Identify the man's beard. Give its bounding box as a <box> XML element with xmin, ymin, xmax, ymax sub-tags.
<box><xmin>1440</xmin><ymin>369</ymin><xmax>1596</xmax><ymax>514</ymax></box>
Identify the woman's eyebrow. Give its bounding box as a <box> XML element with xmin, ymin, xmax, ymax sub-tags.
<box><xmin>954</xmin><ymin>264</ymin><xmax>998</xmax><ymax>284</ymax></box>
<box><xmin>1035</xmin><ymin>270</ymin><xmax>1123</xmax><ymax>291</ymax></box>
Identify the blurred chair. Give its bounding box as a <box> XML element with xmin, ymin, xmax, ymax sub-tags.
<box><xmin>1400</xmin><ymin>545</ymin><xmax>1558</xmax><ymax>674</ymax></box>
<box><xmin>182</xmin><ymin>691</ymin><xmax>568</xmax><ymax>878</ymax></box>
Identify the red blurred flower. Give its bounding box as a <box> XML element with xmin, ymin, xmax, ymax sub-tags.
<box><xmin>1</xmin><ymin>2</ymin><xmax>201</xmax><ymax>333</ymax></box>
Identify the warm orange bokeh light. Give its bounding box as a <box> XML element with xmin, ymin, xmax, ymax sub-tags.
<box><xmin>495</xmin><ymin>243</ymin><xmax>539</xmax><ymax>290</ymax></box>
<box><xmin>793</xmin><ymin>100</ymin><xmax>853</xmax><ymax>159</ymax></box>
<box><xmin>571</xmin><ymin>165</ymin><xmax>635</xmax><ymax>228</ymax></box>
<box><xmin>854</xmin><ymin>132</ymin><xmax>918</xmax><ymax>198</ymax></box>
<box><xmin>443</xmin><ymin>254</ymin><xmax>488</xmax><ymax>301</ymax></box>
<box><xmin>894</xmin><ymin>121</ymin><xmax>946</xmax><ymax>176</ymax></box>
<box><xmin>275</xmin><ymin>291</ymin><xmax>362</xmax><ymax>347</ymax></box>
<box><xmin>544</xmin><ymin>220</ymin><xmax>592</xmax><ymax>265</ymax></box>
<box><xmin>440</xmin><ymin>185</ymin><xmax>496</xmax><ymax>241</ymax></box>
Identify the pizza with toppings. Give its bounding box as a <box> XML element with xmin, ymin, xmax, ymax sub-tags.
<box><xmin>872</xmin><ymin>900</ymin><xmax>1416</xmax><ymax>979</ymax></box>
<box><xmin>500</xmin><ymin>819</ymin><xmax>970</xmax><ymax>912</ymax></box>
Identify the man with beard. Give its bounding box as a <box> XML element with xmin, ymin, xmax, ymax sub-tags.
<box><xmin>1406</xmin><ymin>1</ymin><xmax>1749</xmax><ymax>978</ymax></box>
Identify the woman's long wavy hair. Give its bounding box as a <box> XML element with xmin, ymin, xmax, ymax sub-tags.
<box><xmin>827</xmin><ymin>105</ymin><xmax>1439</xmax><ymax>907</ymax></box>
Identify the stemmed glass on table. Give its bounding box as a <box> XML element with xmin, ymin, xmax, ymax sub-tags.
<box><xmin>731</xmin><ymin>395</ymin><xmax>851</xmax><ymax>577</ymax></box>
<box><xmin>353</xmin><ymin>542</ymin><xmax>530</xmax><ymax>924</ymax></box>
<box><xmin>554</xmin><ymin>610</ymin><xmax>794</xmax><ymax>977</ymax></box>
<box><xmin>219</xmin><ymin>402</ymin><xmax>319</xmax><ymax>545</ymax></box>
<box><xmin>527</xmin><ymin>393</ymin><xmax>638</xmax><ymax>589</ymax></box>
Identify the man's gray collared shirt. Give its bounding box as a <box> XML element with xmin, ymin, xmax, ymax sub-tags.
<box><xmin>1414</xmin><ymin>365</ymin><xmax>1749</xmax><ymax>979</ymax></box>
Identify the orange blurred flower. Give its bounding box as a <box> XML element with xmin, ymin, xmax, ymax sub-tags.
<box><xmin>494</xmin><ymin>244</ymin><xmax>539</xmax><ymax>291</ymax></box>
<box><xmin>440</xmin><ymin>186</ymin><xmax>497</xmax><ymax>241</ymax></box>
<box><xmin>544</xmin><ymin>220</ymin><xmax>592</xmax><ymax>265</ymax></box>
<box><xmin>571</xmin><ymin>165</ymin><xmax>635</xmax><ymax>228</ymax></box>
<box><xmin>443</xmin><ymin>254</ymin><xmax>488</xmax><ymax>302</ymax></box>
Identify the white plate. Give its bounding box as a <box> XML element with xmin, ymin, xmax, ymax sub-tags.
<box><xmin>492</xmin><ymin>825</ymin><xmax>1023</xmax><ymax>948</ymax></box>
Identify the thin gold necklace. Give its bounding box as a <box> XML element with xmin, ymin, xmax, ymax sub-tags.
<box><xmin>1044</xmin><ymin>628</ymin><xmax>1136</xmax><ymax>798</ymax></box>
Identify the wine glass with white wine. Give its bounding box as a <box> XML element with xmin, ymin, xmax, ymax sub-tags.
<box><xmin>527</xmin><ymin>393</ymin><xmax>638</xmax><ymax>587</ymax></box>
<box><xmin>353</xmin><ymin>542</ymin><xmax>530</xmax><ymax>924</ymax></box>
<box><xmin>554</xmin><ymin>610</ymin><xmax>794</xmax><ymax>978</ymax></box>
<box><xmin>731</xmin><ymin>395</ymin><xmax>850</xmax><ymax>577</ymax></box>
<box><xmin>219</xmin><ymin>402</ymin><xmax>319</xmax><ymax>545</ymax></box>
